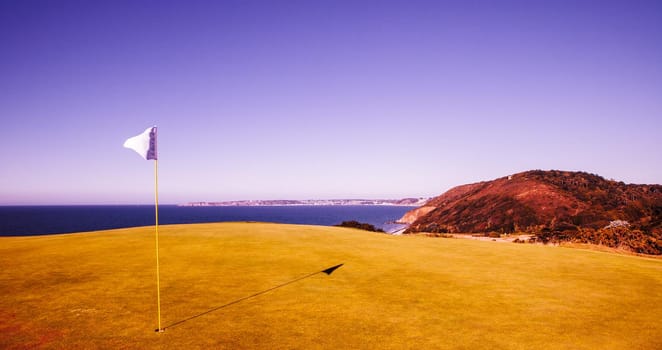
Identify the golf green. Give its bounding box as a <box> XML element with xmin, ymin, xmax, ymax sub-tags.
<box><xmin>1</xmin><ymin>223</ymin><xmax>660</xmax><ymax>349</ymax></box>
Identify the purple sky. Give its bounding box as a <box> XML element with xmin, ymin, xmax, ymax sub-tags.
<box><xmin>1</xmin><ymin>0</ymin><xmax>661</xmax><ymax>205</ymax></box>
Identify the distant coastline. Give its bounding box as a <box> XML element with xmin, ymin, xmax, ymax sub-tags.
<box><xmin>179</xmin><ymin>198</ymin><xmax>429</xmax><ymax>207</ymax></box>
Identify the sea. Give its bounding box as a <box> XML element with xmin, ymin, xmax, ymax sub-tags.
<box><xmin>0</xmin><ymin>205</ymin><xmax>412</xmax><ymax>236</ymax></box>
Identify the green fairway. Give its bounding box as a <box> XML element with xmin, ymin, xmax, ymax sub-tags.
<box><xmin>1</xmin><ymin>223</ymin><xmax>660</xmax><ymax>349</ymax></box>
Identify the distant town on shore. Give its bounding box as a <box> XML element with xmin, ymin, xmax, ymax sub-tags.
<box><xmin>179</xmin><ymin>198</ymin><xmax>429</xmax><ymax>207</ymax></box>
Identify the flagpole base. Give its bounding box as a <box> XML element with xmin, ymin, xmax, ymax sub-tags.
<box><xmin>155</xmin><ymin>328</ymin><xmax>165</xmax><ymax>333</ymax></box>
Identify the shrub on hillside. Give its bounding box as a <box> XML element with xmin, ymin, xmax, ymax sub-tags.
<box><xmin>335</xmin><ymin>221</ymin><xmax>384</xmax><ymax>233</ymax></box>
<box><xmin>571</xmin><ymin>226</ymin><xmax>661</xmax><ymax>255</ymax></box>
<box><xmin>424</xmin><ymin>223</ymin><xmax>449</xmax><ymax>233</ymax></box>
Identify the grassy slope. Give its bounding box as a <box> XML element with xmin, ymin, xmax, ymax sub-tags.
<box><xmin>1</xmin><ymin>222</ymin><xmax>660</xmax><ymax>349</ymax></box>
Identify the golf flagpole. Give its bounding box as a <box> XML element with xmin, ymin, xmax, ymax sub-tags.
<box><xmin>154</xmin><ymin>157</ymin><xmax>162</xmax><ymax>332</ymax></box>
<box><xmin>123</xmin><ymin>126</ymin><xmax>162</xmax><ymax>332</ymax></box>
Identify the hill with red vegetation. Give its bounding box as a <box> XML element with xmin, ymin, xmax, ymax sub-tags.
<box><xmin>402</xmin><ymin>170</ymin><xmax>662</xmax><ymax>254</ymax></box>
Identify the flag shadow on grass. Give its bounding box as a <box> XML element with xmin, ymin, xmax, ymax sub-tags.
<box><xmin>162</xmin><ymin>263</ymin><xmax>343</xmax><ymax>331</ymax></box>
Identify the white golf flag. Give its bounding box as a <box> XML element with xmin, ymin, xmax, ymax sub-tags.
<box><xmin>124</xmin><ymin>126</ymin><xmax>157</xmax><ymax>160</ymax></box>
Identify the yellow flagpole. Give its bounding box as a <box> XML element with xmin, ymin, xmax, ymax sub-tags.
<box><xmin>155</xmin><ymin>159</ymin><xmax>163</xmax><ymax>332</ymax></box>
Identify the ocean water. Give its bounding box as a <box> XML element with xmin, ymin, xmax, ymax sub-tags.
<box><xmin>0</xmin><ymin>205</ymin><xmax>412</xmax><ymax>236</ymax></box>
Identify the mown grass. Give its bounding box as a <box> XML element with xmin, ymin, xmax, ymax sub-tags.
<box><xmin>1</xmin><ymin>222</ymin><xmax>660</xmax><ymax>349</ymax></box>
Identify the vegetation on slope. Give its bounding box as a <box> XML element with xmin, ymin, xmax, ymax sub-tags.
<box><xmin>405</xmin><ymin>170</ymin><xmax>662</xmax><ymax>254</ymax></box>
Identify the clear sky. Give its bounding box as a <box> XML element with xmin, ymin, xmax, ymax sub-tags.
<box><xmin>1</xmin><ymin>0</ymin><xmax>661</xmax><ymax>205</ymax></box>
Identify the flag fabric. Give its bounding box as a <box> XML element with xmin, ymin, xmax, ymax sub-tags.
<box><xmin>124</xmin><ymin>126</ymin><xmax>157</xmax><ymax>160</ymax></box>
